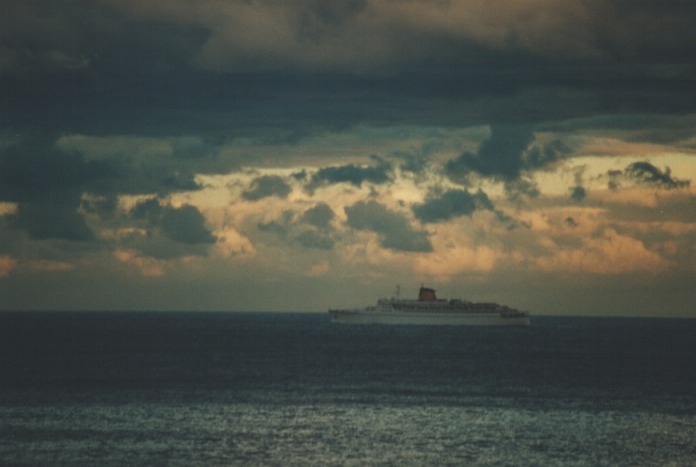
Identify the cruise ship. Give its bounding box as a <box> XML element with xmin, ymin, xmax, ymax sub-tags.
<box><xmin>329</xmin><ymin>286</ymin><xmax>530</xmax><ymax>326</ymax></box>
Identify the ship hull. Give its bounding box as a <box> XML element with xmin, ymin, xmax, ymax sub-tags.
<box><xmin>329</xmin><ymin>309</ymin><xmax>530</xmax><ymax>326</ymax></box>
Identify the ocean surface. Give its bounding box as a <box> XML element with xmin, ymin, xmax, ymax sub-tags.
<box><xmin>1</xmin><ymin>312</ymin><xmax>695</xmax><ymax>466</ymax></box>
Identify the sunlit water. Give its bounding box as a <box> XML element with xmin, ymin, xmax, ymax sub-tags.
<box><xmin>1</xmin><ymin>312</ymin><xmax>695</xmax><ymax>465</ymax></box>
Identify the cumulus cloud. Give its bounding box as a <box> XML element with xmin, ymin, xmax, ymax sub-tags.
<box><xmin>214</xmin><ymin>226</ymin><xmax>256</xmax><ymax>258</ymax></box>
<box><xmin>242</xmin><ymin>175</ymin><xmax>292</xmax><ymax>201</ymax></box>
<box><xmin>56</xmin><ymin>135</ymin><xmax>217</xmax><ymax>196</ymax></box>
<box><xmin>296</xmin><ymin>230</ymin><xmax>335</xmax><ymax>250</ymax></box>
<box><xmin>300</xmin><ymin>202</ymin><xmax>335</xmax><ymax>229</ymax></box>
<box><xmin>11</xmin><ymin>202</ymin><xmax>93</xmax><ymax>241</ymax></box>
<box><xmin>132</xmin><ymin>199</ymin><xmax>215</xmax><ymax>244</ymax></box>
<box><xmin>160</xmin><ymin>205</ymin><xmax>217</xmax><ymax>245</ymax></box>
<box><xmin>570</xmin><ymin>186</ymin><xmax>587</xmax><ymax>202</ymax></box>
<box><xmin>413</xmin><ymin>189</ymin><xmax>494</xmax><ymax>223</ymax></box>
<box><xmin>606</xmin><ymin>161</ymin><xmax>691</xmax><ymax>191</ymax></box>
<box><xmin>625</xmin><ymin>162</ymin><xmax>690</xmax><ymax>190</ymax></box>
<box><xmin>344</xmin><ymin>200</ymin><xmax>432</xmax><ymax>252</ymax></box>
<box><xmin>0</xmin><ymin>140</ymin><xmax>112</xmax><ymax>203</ymax></box>
<box><xmin>125</xmin><ymin>198</ymin><xmax>216</xmax><ymax>259</ymax></box>
<box><xmin>446</xmin><ymin>126</ymin><xmax>535</xmax><ymax>182</ymax></box>
<box><xmin>257</xmin><ymin>208</ymin><xmax>335</xmax><ymax>251</ymax></box>
<box><xmin>0</xmin><ymin>140</ymin><xmax>112</xmax><ymax>240</ymax></box>
<box><xmin>308</xmin><ymin>161</ymin><xmax>391</xmax><ymax>191</ymax></box>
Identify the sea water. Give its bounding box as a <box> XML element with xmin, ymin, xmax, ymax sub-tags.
<box><xmin>1</xmin><ymin>312</ymin><xmax>695</xmax><ymax>465</ymax></box>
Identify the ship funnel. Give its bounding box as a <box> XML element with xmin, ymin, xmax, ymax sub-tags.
<box><xmin>418</xmin><ymin>287</ymin><xmax>437</xmax><ymax>301</ymax></box>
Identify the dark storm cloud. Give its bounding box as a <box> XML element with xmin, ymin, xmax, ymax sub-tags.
<box><xmin>90</xmin><ymin>0</ymin><xmax>696</xmax><ymax>71</ymax></box>
<box><xmin>413</xmin><ymin>189</ymin><xmax>494</xmax><ymax>224</ymax></box>
<box><xmin>2</xmin><ymin>0</ymin><xmax>696</xmax><ymax>141</ymax></box>
<box><xmin>344</xmin><ymin>200</ymin><xmax>432</xmax><ymax>252</ymax></box>
<box><xmin>242</xmin><ymin>175</ymin><xmax>292</xmax><ymax>201</ymax></box>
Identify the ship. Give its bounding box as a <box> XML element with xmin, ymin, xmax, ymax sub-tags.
<box><xmin>329</xmin><ymin>286</ymin><xmax>530</xmax><ymax>326</ymax></box>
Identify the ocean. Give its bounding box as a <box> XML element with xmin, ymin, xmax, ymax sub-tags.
<box><xmin>1</xmin><ymin>312</ymin><xmax>695</xmax><ymax>465</ymax></box>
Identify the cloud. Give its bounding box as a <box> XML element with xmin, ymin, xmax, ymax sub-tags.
<box><xmin>114</xmin><ymin>249</ymin><xmax>168</xmax><ymax>277</ymax></box>
<box><xmin>160</xmin><ymin>204</ymin><xmax>217</xmax><ymax>244</ymax></box>
<box><xmin>256</xmin><ymin>208</ymin><xmax>335</xmax><ymax>251</ymax></box>
<box><xmin>445</xmin><ymin>126</ymin><xmax>535</xmax><ymax>182</ymax></box>
<box><xmin>570</xmin><ymin>186</ymin><xmax>587</xmax><ymax>202</ymax></box>
<box><xmin>295</xmin><ymin>230</ymin><xmax>334</xmax><ymax>250</ymax></box>
<box><xmin>414</xmin><ymin>245</ymin><xmax>499</xmax><ymax>279</ymax></box>
<box><xmin>0</xmin><ymin>139</ymin><xmax>112</xmax><ymax>203</ymax></box>
<box><xmin>308</xmin><ymin>161</ymin><xmax>391</xmax><ymax>191</ymax></box>
<box><xmin>300</xmin><ymin>202</ymin><xmax>335</xmax><ymax>229</ymax></box>
<box><xmin>605</xmin><ymin>161</ymin><xmax>691</xmax><ymax>191</ymax></box>
<box><xmin>214</xmin><ymin>226</ymin><xmax>256</xmax><ymax>258</ymax></box>
<box><xmin>242</xmin><ymin>175</ymin><xmax>292</xmax><ymax>200</ymax></box>
<box><xmin>131</xmin><ymin>199</ymin><xmax>215</xmax><ymax>245</ymax></box>
<box><xmin>534</xmin><ymin>228</ymin><xmax>669</xmax><ymax>274</ymax></box>
<box><xmin>344</xmin><ymin>200</ymin><xmax>432</xmax><ymax>252</ymax></box>
<box><xmin>0</xmin><ymin>255</ymin><xmax>17</xmax><ymax>277</ymax></box>
<box><xmin>624</xmin><ymin>162</ymin><xmax>690</xmax><ymax>190</ymax></box>
<box><xmin>56</xmin><ymin>135</ymin><xmax>216</xmax><ymax>196</ymax></box>
<box><xmin>125</xmin><ymin>198</ymin><xmax>216</xmax><ymax>259</ymax></box>
<box><xmin>3</xmin><ymin>1</ymin><xmax>696</xmax><ymax>142</ymax></box>
<box><xmin>413</xmin><ymin>189</ymin><xmax>494</xmax><ymax>223</ymax></box>
<box><xmin>91</xmin><ymin>0</ymin><xmax>696</xmax><ymax>72</ymax></box>
<box><xmin>11</xmin><ymin>202</ymin><xmax>94</xmax><ymax>241</ymax></box>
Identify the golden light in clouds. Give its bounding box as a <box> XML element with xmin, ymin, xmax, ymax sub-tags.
<box><xmin>0</xmin><ymin>256</ymin><xmax>17</xmax><ymax>277</ymax></box>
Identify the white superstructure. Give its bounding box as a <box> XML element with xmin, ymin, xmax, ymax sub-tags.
<box><xmin>329</xmin><ymin>286</ymin><xmax>530</xmax><ymax>326</ymax></box>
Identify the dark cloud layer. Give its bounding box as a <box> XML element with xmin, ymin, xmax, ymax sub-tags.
<box><xmin>3</xmin><ymin>0</ymin><xmax>695</xmax><ymax>141</ymax></box>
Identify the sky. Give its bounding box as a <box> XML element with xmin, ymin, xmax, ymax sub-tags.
<box><xmin>1</xmin><ymin>0</ymin><xmax>696</xmax><ymax>316</ymax></box>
